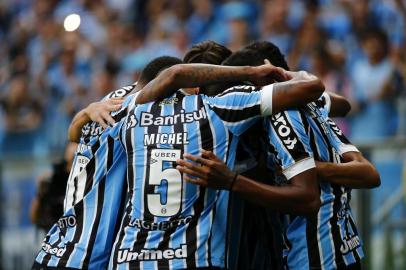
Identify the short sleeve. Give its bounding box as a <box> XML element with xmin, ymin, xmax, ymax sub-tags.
<box><xmin>265</xmin><ymin>110</ymin><xmax>316</xmax><ymax>180</ymax></box>
<box><xmin>102</xmin><ymin>83</ymin><xmax>137</xmax><ymax>101</ymax></box>
<box><xmin>325</xmin><ymin>118</ymin><xmax>359</xmax><ymax>155</ymax></box>
<box><xmin>204</xmin><ymin>84</ymin><xmax>274</xmax><ymax>136</ymax></box>
<box><xmin>320</xmin><ymin>92</ymin><xmax>331</xmax><ymax>113</ymax></box>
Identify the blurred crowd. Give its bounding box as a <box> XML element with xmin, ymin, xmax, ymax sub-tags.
<box><xmin>0</xmin><ymin>0</ymin><xmax>406</xmax><ymax>157</ymax></box>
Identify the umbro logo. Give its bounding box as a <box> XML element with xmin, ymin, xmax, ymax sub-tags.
<box><xmin>126</xmin><ymin>115</ymin><xmax>138</xmax><ymax>129</ymax></box>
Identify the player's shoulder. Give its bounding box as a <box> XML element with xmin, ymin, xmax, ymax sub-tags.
<box><xmin>102</xmin><ymin>82</ymin><xmax>137</xmax><ymax>101</ymax></box>
<box><xmin>215</xmin><ymin>84</ymin><xmax>260</xmax><ymax>97</ymax></box>
<box><xmin>269</xmin><ymin>109</ymin><xmax>303</xmax><ymax>124</ymax></box>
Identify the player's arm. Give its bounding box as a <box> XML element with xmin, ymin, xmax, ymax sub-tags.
<box><xmin>315</xmin><ymin>151</ymin><xmax>380</xmax><ymax>189</ymax></box>
<box><xmin>177</xmin><ymin>150</ymin><xmax>320</xmax><ymax>215</ymax></box>
<box><xmin>270</xmin><ymin>70</ymin><xmax>324</xmax><ymax>114</ymax></box>
<box><xmin>67</xmin><ymin>98</ymin><xmax>123</xmax><ymax>142</ymax></box>
<box><xmin>326</xmin><ymin>92</ymin><xmax>351</xmax><ymax>117</ymax></box>
<box><xmin>135</xmin><ymin>62</ymin><xmax>289</xmax><ymax>103</ymax></box>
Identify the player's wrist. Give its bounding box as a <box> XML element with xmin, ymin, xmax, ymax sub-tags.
<box><xmin>229</xmin><ymin>172</ymin><xmax>239</xmax><ymax>191</ymax></box>
<box><xmin>83</xmin><ymin>105</ymin><xmax>94</xmax><ymax>121</ymax></box>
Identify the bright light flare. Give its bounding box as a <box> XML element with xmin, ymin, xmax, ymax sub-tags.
<box><xmin>63</xmin><ymin>14</ymin><xmax>81</xmax><ymax>32</ymax></box>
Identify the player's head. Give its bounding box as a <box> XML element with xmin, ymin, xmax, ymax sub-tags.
<box><xmin>183</xmin><ymin>41</ymin><xmax>231</xmax><ymax>95</ymax></box>
<box><xmin>183</xmin><ymin>40</ymin><xmax>232</xmax><ymax>65</ymax></box>
<box><xmin>138</xmin><ymin>56</ymin><xmax>183</xmax><ymax>87</ymax></box>
<box><xmin>200</xmin><ymin>41</ymin><xmax>289</xmax><ymax>96</ymax></box>
<box><xmin>244</xmin><ymin>40</ymin><xmax>290</xmax><ymax>70</ymax></box>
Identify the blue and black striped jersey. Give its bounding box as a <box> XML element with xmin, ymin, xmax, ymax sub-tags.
<box><xmin>107</xmin><ymin>85</ymin><xmax>274</xmax><ymax>270</ymax></box>
<box><xmin>265</xmin><ymin>93</ymin><xmax>363</xmax><ymax>270</ymax></box>
<box><xmin>33</xmin><ymin>86</ymin><xmax>135</xmax><ymax>270</ymax></box>
<box><xmin>64</xmin><ymin>83</ymin><xmax>136</xmax><ymax>210</ymax></box>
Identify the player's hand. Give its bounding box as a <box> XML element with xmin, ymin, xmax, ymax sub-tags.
<box><xmin>84</xmin><ymin>98</ymin><xmax>124</xmax><ymax>128</ymax></box>
<box><xmin>285</xmin><ymin>70</ymin><xmax>318</xmax><ymax>81</ymax></box>
<box><xmin>250</xmin><ymin>59</ymin><xmax>290</xmax><ymax>86</ymax></box>
<box><xmin>176</xmin><ymin>149</ymin><xmax>236</xmax><ymax>190</ymax></box>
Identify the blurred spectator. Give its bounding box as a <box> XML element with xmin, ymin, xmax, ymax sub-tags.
<box><xmin>0</xmin><ymin>0</ymin><xmax>405</xmax><ymax>156</ymax></box>
<box><xmin>222</xmin><ymin>1</ymin><xmax>256</xmax><ymax>52</ymax></box>
<box><xmin>0</xmin><ymin>75</ymin><xmax>42</xmax><ymax>154</ymax></box>
<box><xmin>349</xmin><ymin>28</ymin><xmax>400</xmax><ymax>142</ymax></box>
<box><xmin>30</xmin><ymin>142</ymin><xmax>76</xmax><ymax>231</ymax></box>
<box><xmin>310</xmin><ymin>45</ymin><xmax>352</xmax><ymax>134</ymax></box>
<box><xmin>260</xmin><ymin>0</ymin><xmax>294</xmax><ymax>55</ymax></box>
<box><xmin>288</xmin><ymin>7</ymin><xmax>324</xmax><ymax>70</ymax></box>
<box><xmin>186</xmin><ymin>0</ymin><xmax>216</xmax><ymax>44</ymax></box>
<box><xmin>0</xmin><ymin>75</ymin><xmax>42</xmax><ymax>132</ymax></box>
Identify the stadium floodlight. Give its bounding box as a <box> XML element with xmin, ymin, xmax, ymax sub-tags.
<box><xmin>63</xmin><ymin>13</ymin><xmax>81</xmax><ymax>32</ymax></box>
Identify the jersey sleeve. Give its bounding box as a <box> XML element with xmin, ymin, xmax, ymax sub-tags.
<box><xmin>101</xmin><ymin>83</ymin><xmax>137</xmax><ymax>101</ymax></box>
<box><xmin>326</xmin><ymin>118</ymin><xmax>359</xmax><ymax>155</ymax></box>
<box><xmin>319</xmin><ymin>92</ymin><xmax>331</xmax><ymax>114</ymax></box>
<box><xmin>265</xmin><ymin>110</ymin><xmax>316</xmax><ymax>180</ymax></box>
<box><xmin>204</xmin><ymin>84</ymin><xmax>273</xmax><ymax>136</ymax></box>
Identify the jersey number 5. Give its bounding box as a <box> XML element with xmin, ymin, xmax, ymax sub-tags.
<box><xmin>147</xmin><ymin>149</ymin><xmax>182</xmax><ymax>217</ymax></box>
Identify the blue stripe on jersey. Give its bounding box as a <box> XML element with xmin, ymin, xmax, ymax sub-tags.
<box><xmin>284</xmin><ymin>216</ymin><xmax>309</xmax><ymax>268</ymax></box>
<box><xmin>266</xmin><ymin>105</ymin><xmax>363</xmax><ymax>270</ymax></box>
<box><xmin>64</xmin><ymin>84</ymin><xmax>135</xmax><ymax>212</ymax></box>
<box><xmin>317</xmin><ymin>193</ymin><xmax>336</xmax><ymax>269</ymax></box>
<box><xmin>35</xmin><ymin>93</ymin><xmax>132</xmax><ymax>269</ymax></box>
<box><xmin>109</xmin><ymin>89</ymin><xmax>263</xmax><ymax>269</ymax></box>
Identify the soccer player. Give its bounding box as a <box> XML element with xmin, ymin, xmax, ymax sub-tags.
<box><xmin>177</xmin><ymin>44</ymin><xmax>380</xmax><ymax>270</ymax></box>
<box><xmin>32</xmin><ymin>56</ymin><xmax>315</xmax><ymax>270</ymax></box>
<box><xmin>105</xmin><ymin>62</ymin><xmax>325</xmax><ymax>269</ymax></box>
<box><xmin>32</xmin><ymin>56</ymin><xmax>184</xmax><ymax>270</ymax></box>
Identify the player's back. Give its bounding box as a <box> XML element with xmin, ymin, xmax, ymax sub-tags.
<box><xmin>33</xmin><ymin>86</ymin><xmax>135</xmax><ymax>270</ymax></box>
<box><xmin>64</xmin><ymin>83</ymin><xmax>136</xmax><ymax>210</ymax></box>
<box><xmin>110</xmin><ymin>87</ymin><xmax>264</xmax><ymax>269</ymax></box>
<box><xmin>265</xmin><ymin>96</ymin><xmax>363</xmax><ymax>270</ymax></box>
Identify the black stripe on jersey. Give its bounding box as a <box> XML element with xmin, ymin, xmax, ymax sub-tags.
<box><xmin>282</xmin><ymin>216</ymin><xmax>292</xmax><ymax>269</ymax></box>
<box><xmin>326</xmin><ymin>118</ymin><xmax>351</xmax><ymax>144</ymax></box>
<box><xmin>313</xmin><ymin>117</ymin><xmax>347</xmax><ymax>267</ymax></box>
<box><xmin>308</xmin><ymin>128</ymin><xmax>320</xmax><ymax>161</ymax></box>
<box><xmin>81</xmin><ymin>136</ymin><xmax>114</xmax><ymax>268</ymax></box>
<box><xmin>329</xmin><ymin>184</ymin><xmax>346</xmax><ymax>267</ymax></box>
<box><xmin>338</xmin><ymin>154</ymin><xmax>360</xmax><ymax>264</ymax></box>
<box><xmin>216</xmin><ymin>85</ymin><xmax>258</xmax><ymax>97</ymax></box>
<box><xmin>72</xmin><ymin>173</ymin><xmax>78</xmax><ymax>207</ymax></box>
<box><xmin>223</xmin><ymin>130</ymin><xmax>233</xmax><ymax>270</ymax></box>
<box><xmin>270</xmin><ymin>111</ymin><xmax>310</xmax><ymax>162</ymax></box>
<box><xmin>224</xmin><ymin>130</ymin><xmax>232</xmax><ymax>165</ymax></box>
<box><xmin>186</xmin><ymin>96</ymin><xmax>213</xmax><ymax>268</ymax></box>
<box><xmin>83</xmin><ymin>139</ymin><xmax>101</xmax><ymax>196</ymax></box>
<box><xmin>302</xmin><ymin>115</ymin><xmax>324</xmax><ymax>269</ymax></box>
<box><xmin>210</xmin><ymin>104</ymin><xmax>260</xmax><ymax>123</ymax></box>
<box><xmin>55</xmin><ymin>200</ymin><xmax>84</xmax><ymax>268</ymax></box>
<box><xmin>157</xmin><ymin>92</ymin><xmax>186</xmax><ymax>270</ymax></box>
<box><xmin>299</xmin><ymin>110</ymin><xmax>310</xmax><ymax>135</ymax></box>
<box><xmin>55</xmin><ymin>137</ymin><xmax>101</xmax><ymax>267</ymax></box>
<box><xmin>71</xmin><ymin>138</ymin><xmax>100</xmax><ymax>207</ymax></box>
<box><xmin>347</xmin><ymin>215</ymin><xmax>362</xmax><ymax>262</ymax></box>
<box><xmin>81</xmin><ymin>175</ymin><xmax>106</xmax><ymax>268</ymax></box>
<box><xmin>306</xmin><ymin>213</ymin><xmax>322</xmax><ymax>268</ymax></box>
<box><xmin>112</xmin><ymin>107</ymin><xmax>128</xmax><ymax>122</ymax></box>
<box><xmin>52</xmin><ymin>144</ymin><xmax>101</xmax><ymax>267</ymax></box>
<box><xmin>111</xmin><ymin>196</ymin><xmax>133</xmax><ymax>269</ymax></box>
<box><xmin>207</xmin><ymin>195</ymin><xmax>216</xmax><ymax>268</ymax></box>
<box><xmin>130</xmin><ymin>101</ymin><xmax>161</xmax><ymax>270</ymax></box>
<box><xmin>112</xmin><ymin>107</ymin><xmax>137</xmax><ymax>269</ymax></box>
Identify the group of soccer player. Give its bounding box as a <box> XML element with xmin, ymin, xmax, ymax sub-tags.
<box><xmin>32</xmin><ymin>40</ymin><xmax>381</xmax><ymax>270</ymax></box>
